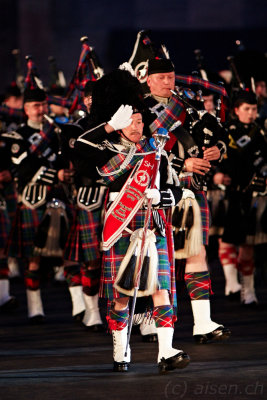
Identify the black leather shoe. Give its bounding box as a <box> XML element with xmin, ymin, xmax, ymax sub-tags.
<box><xmin>113</xmin><ymin>361</ymin><xmax>129</xmax><ymax>372</ymax></box>
<box><xmin>73</xmin><ymin>310</ymin><xmax>85</xmax><ymax>322</ymax></box>
<box><xmin>158</xmin><ymin>352</ymin><xmax>190</xmax><ymax>374</ymax></box>
<box><xmin>142</xmin><ymin>333</ymin><xmax>158</xmax><ymax>343</ymax></box>
<box><xmin>0</xmin><ymin>297</ymin><xmax>19</xmax><ymax>312</ymax></box>
<box><xmin>29</xmin><ymin>315</ymin><xmax>45</xmax><ymax>325</ymax></box>
<box><xmin>226</xmin><ymin>291</ymin><xmax>241</xmax><ymax>301</ymax></box>
<box><xmin>241</xmin><ymin>301</ymin><xmax>258</xmax><ymax>308</ymax></box>
<box><xmin>194</xmin><ymin>326</ymin><xmax>231</xmax><ymax>344</ymax></box>
<box><xmin>84</xmin><ymin>323</ymin><xmax>105</xmax><ymax>332</ymax></box>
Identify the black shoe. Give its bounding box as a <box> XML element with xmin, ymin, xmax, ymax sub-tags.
<box><xmin>0</xmin><ymin>297</ymin><xmax>19</xmax><ymax>312</ymax></box>
<box><xmin>194</xmin><ymin>326</ymin><xmax>231</xmax><ymax>344</ymax></box>
<box><xmin>73</xmin><ymin>310</ymin><xmax>85</xmax><ymax>322</ymax></box>
<box><xmin>226</xmin><ymin>291</ymin><xmax>241</xmax><ymax>301</ymax></box>
<box><xmin>241</xmin><ymin>301</ymin><xmax>259</xmax><ymax>309</ymax></box>
<box><xmin>131</xmin><ymin>325</ymin><xmax>140</xmax><ymax>335</ymax></box>
<box><xmin>142</xmin><ymin>333</ymin><xmax>158</xmax><ymax>343</ymax></box>
<box><xmin>84</xmin><ymin>323</ymin><xmax>105</xmax><ymax>332</ymax></box>
<box><xmin>158</xmin><ymin>352</ymin><xmax>190</xmax><ymax>374</ymax></box>
<box><xmin>113</xmin><ymin>361</ymin><xmax>129</xmax><ymax>372</ymax></box>
<box><xmin>29</xmin><ymin>315</ymin><xmax>45</xmax><ymax>325</ymax></box>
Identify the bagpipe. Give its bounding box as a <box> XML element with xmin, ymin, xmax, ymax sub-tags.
<box><xmin>48</xmin><ymin>55</ymin><xmax>67</xmax><ymax>90</ymax></box>
<box><xmin>20</xmin><ymin>37</ymin><xmax>104</xmax><ymax>116</ymax></box>
<box><xmin>226</xmin><ymin>39</ymin><xmax>267</xmax><ymax>101</ymax></box>
<box><xmin>12</xmin><ymin>48</ymin><xmax>25</xmax><ymax>91</ymax></box>
<box><xmin>169</xmin><ymin>80</ymin><xmax>227</xmax><ymax>191</ymax></box>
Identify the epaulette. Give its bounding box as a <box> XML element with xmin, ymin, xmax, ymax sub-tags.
<box><xmin>1</xmin><ymin>131</ymin><xmax>24</xmax><ymax>140</ymax></box>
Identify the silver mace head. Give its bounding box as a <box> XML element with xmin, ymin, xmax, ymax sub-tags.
<box><xmin>154</xmin><ymin>128</ymin><xmax>170</xmax><ymax>148</ymax></box>
<box><xmin>152</xmin><ymin>128</ymin><xmax>170</xmax><ymax>160</ymax></box>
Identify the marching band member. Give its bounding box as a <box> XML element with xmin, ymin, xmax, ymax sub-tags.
<box><xmin>5</xmin><ymin>88</ymin><xmax>70</xmax><ymax>323</ymax></box>
<box><xmin>144</xmin><ymin>58</ymin><xmax>231</xmax><ymax>344</ymax></box>
<box><xmin>0</xmin><ymin>133</ymin><xmax>18</xmax><ymax>312</ymax></box>
<box><xmin>59</xmin><ymin>81</ymin><xmax>104</xmax><ymax>330</ymax></box>
<box><xmin>216</xmin><ymin>90</ymin><xmax>267</xmax><ymax>306</ymax></box>
<box><xmin>74</xmin><ymin>69</ymin><xmax>190</xmax><ymax>373</ymax></box>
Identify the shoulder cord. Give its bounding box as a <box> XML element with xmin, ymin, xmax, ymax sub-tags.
<box><xmin>96</xmin><ymin>142</ymin><xmax>155</xmax><ymax>177</ymax></box>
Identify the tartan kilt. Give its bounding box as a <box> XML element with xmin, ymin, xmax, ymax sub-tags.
<box><xmin>6</xmin><ymin>204</ymin><xmax>44</xmax><ymax>258</ymax></box>
<box><xmin>99</xmin><ymin>208</ymin><xmax>171</xmax><ymax>300</ymax></box>
<box><xmin>179</xmin><ymin>175</ymin><xmax>210</xmax><ymax>245</ymax></box>
<box><xmin>3</xmin><ymin>182</ymin><xmax>18</xmax><ymax>225</ymax></box>
<box><xmin>0</xmin><ymin>207</ymin><xmax>11</xmax><ymax>249</ymax></box>
<box><xmin>64</xmin><ymin>207</ymin><xmax>102</xmax><ymax>263</ymax></box>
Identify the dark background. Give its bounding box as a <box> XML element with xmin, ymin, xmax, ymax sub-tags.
<box><xmin>1</xmin><ymin>0</ymin><xmax>267</xmax><ymax>92</ymax></box>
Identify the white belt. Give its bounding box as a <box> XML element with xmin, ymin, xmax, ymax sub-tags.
<box><xmin>179</xmin><ymin>172</ymin><xmax>193</xmax><ymax>178</ymax></box>
<box><xmin>109</xmin><ymin>192</ymin><xmax>120</xmax><ymax>202</ymax></box>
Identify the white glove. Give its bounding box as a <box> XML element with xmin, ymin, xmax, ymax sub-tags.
<box><xmin>145</xmin><ymin>188</ymin><xmax>161</xmax><ymax>205</ymax></box>
<box><xmin>182</xmin><ymin>189</ymin><xmax>195</xmax><ymax>200</ymax></box>
<box><xmin>107</xmin><ymin>104</ymin><xmax>133</xmax><ymax>131</ymax></box>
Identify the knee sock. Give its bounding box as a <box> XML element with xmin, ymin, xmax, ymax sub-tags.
<box><xmin>219</xmin><ymin>243</ymin><xmax>241</xmax><ymax>295</ymax></box>
<box><xmin>238</xmin><ymin>258</ymin><xmax>257</xmax><ymax>304</ymax></box>
<box><xmin>0</xmin><ymin>258</ymin><xmax>12</xmax><ymax>306</ymax></box>
<box><xmin>108</xmin><ymin>306</ymin><xmax>130</xmax><ymax>363</ymax></box>
<box><xmin>25</xmin><ymin>268</ymin><xmax>40</xmax><ymax>290</ymax></box>
<box><xmin>64</xmin><ymin>264</ymin><xmax>81</xmax><ymax>286</ymax></box>
<box><xmin>81</xmin><ymin>264</ymin><xmax>101</xmax><ymax>297</ymax></box>
<box><xmin>153</xmin><ymin>305</ymin><xmax>181</xmax><ymax>363</ymax></box>
<box><xmin>184</xmin><ymin>271</ymin><xmax>221</xmax><ymax>335</ymax></box>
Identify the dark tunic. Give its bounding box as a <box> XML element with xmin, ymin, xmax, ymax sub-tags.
<box><xmin>220</xmin><ymin>119</ymin><xmax>267</xmax><ymax>245</ymax></box>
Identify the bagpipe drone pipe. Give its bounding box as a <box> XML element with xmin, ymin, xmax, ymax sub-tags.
<box><xmin>170</xmin><ymin>83</ymin><xmax>227</xmax><ymax>191</ymax></box>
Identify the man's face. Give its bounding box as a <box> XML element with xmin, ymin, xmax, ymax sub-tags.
<box><xmin>234</xmin><ymin>102</ymin><xmax>257</xmax><ymax>124</ymax></box>
<box><xmin>83</xmin><ymin>95</ymin><xmax>93</xmax><ymax>113</ymax></box>
<box><xmin>203</xmin><ymin>95</ymin><xmax>215</xmax><ymax>113</ymax></box>
<box><xmin>255</xmin><ymin>81</ymin><xmax>267</xmax><ymax>98</ymax></box>
<box><xmin>147</xmin><ymin>71</ymin><xmax>175</xmax><ymax>98</ymax></box>
<box><xmin>4</xmin><ymin>95</ymin><xmax>23</xmax><ymax>110</ymax></box>
<box><xmin>24</xmin><ymin>101</ymin><xmax>48</xmax><ymax>123</ymax></box>
<box><xmin>121</xmin><ymin>113</ymin><xmax>144</xmax><ymax>143</ymax></box>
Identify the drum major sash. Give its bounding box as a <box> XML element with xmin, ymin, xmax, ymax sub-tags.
<box><xmin>102</xmin><ymin>151</ymin><xmax>157</xmax><ymax>251</ymax></box>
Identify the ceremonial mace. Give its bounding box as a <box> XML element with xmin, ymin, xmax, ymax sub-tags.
<box><xmin>125</xmin><ymin>128</ymin><xmax>170</xmax><ymax>358</ymax></box>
